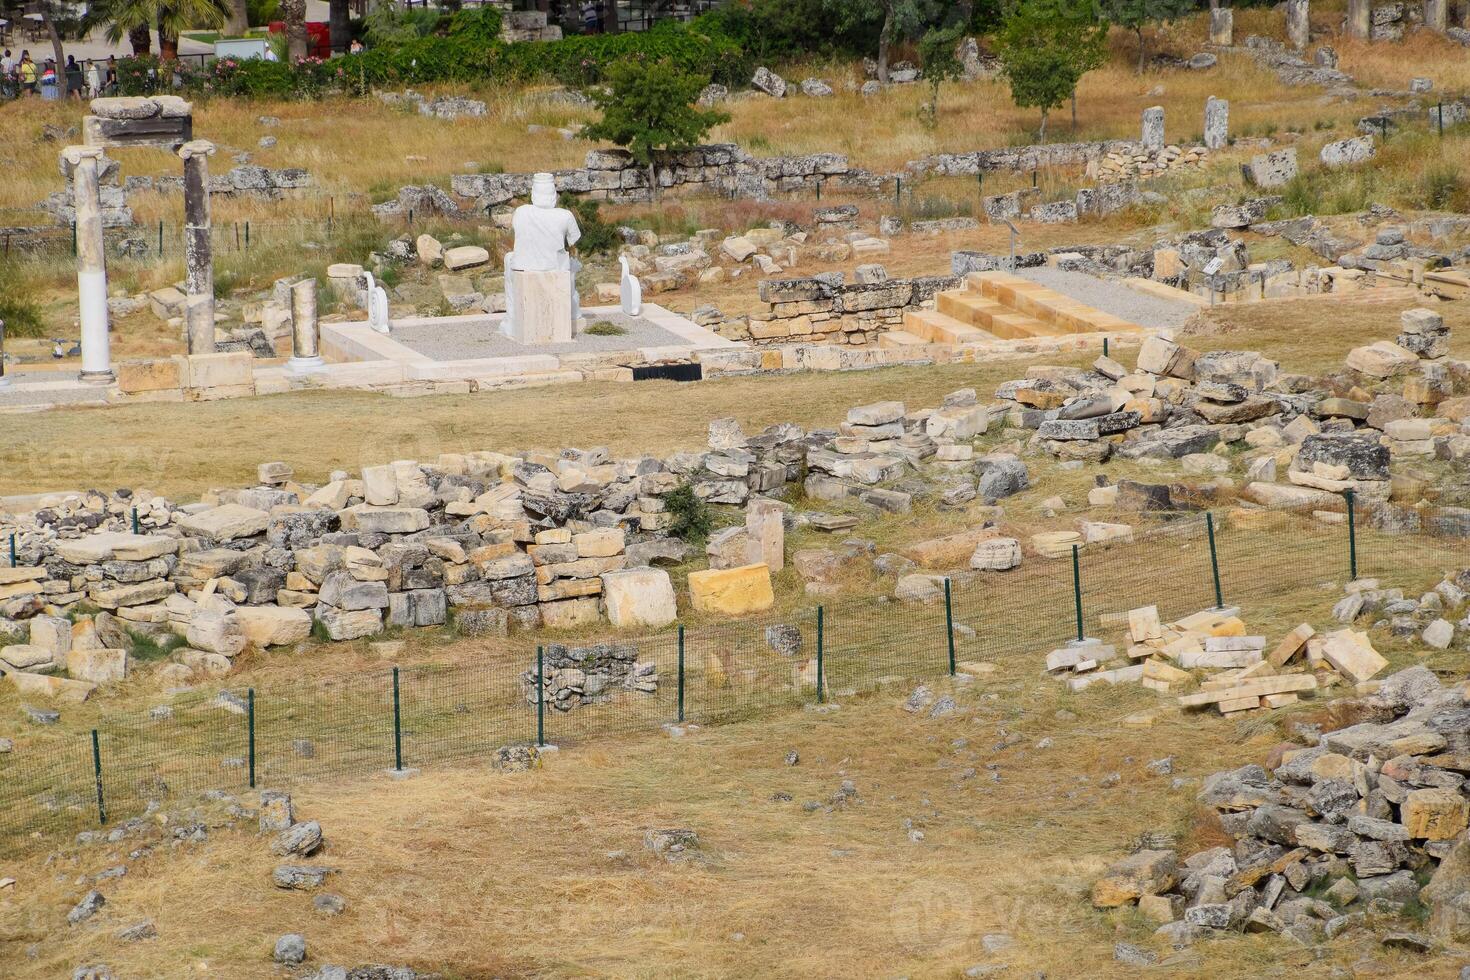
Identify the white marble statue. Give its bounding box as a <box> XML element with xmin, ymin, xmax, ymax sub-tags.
<box><xmin>503</xmin><ymin>172</ymin><xmax>582</xmax><ymax>342</ymax></box>
<box><xmin>619</xmin><ymin>255</ymin><xmax>642</xmax><ymax>317</ymax></box>
<box><xmin>364</xmin><ymin>271</ymin><xmax>391</xmax><ymax>335</ymax></box>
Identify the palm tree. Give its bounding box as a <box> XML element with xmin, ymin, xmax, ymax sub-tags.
<box><xmin>83</xmin><ymin>0</ymin><xmax>229</xmax><ymax>60</ymax></box>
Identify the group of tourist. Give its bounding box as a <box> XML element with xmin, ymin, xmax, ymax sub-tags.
<box><xmin>0</xmin><ymin>50</ymin><xmax>118</xmax><ymax>100</ymax></box>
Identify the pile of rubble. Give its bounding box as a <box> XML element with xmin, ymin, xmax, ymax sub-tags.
<box><xmin>521</xmin><ymin>641</ymin><xmax>659</xmax><ymax>712</ymax></box>
<box><xmin>1093</xmin><ymin>665</ymin><xmax>1470</xmax><ymax>952</ymax></box>
<box><xmin>1043</xmin><ymin>600</ymin><xmax>1400</xmax><ymax>716</ymax></box>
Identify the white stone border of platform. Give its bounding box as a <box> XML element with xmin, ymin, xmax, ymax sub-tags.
<box><xmin>314</xmin><ymin>303</ymin><xmax>738</xmax><ymax>386</ymax></box>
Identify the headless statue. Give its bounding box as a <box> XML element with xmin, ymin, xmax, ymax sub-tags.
<box><xmin>504</xmin><ymin>172</ymin><xmax>582</xmax><ymax>341</ymax></box>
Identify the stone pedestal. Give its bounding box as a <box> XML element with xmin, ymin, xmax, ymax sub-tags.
<box><xmin>505</xmin><ymin>270</ymin><xmax>576</xmax><ymax>344</ymax></box>
<box><xmin>63</xmin><ymin>145</ymin><xmax>114</xmax><ymax>384</ymax></box>
<box><xmin>178</xmin><ymin>140</ymin><xmax>216</xmax><ymax>356</ymax></box>
<box><xmin>1141</xmin><ymin>106</ymin><xmax>1165</xmax><ymax>150</ymax></box>
<box><xmin>1286</xmin><ymin>0</ymin><xmax>1310</xmax><ymax>49</ymax></box>
<box><xmin>287</xmin><ymin>278</ymin><xmax>325</xmax><ymax>374</ymax></box>
<box><xmin>1347</xmin><ymin>0</ymin><xmax>1370</xmax><ymax>38</ymax></box>
<box><xmin>1209</xmin><ymin>7</ymin><xmax>1234</xmax><ymax>45</ymax></box>
<box><xmin>1204</xmin><ymin>97</ymin><xmax>1230</xmax><ymax>150</ymax></box>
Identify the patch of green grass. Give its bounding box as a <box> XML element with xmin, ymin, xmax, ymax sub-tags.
<box><xmin>128</xmin><ymin>630</ymin><xmax>188</xmax><ymax>663</ymax></box>
<box><xmin>0</xmin><ymin>261</ymin><xmax>46</xmax><ymax>338</ymax></box>
<box><xmin>584</xmin><ymin>320</ymin><xmax>626</xmax><ymax>336</ymax></box>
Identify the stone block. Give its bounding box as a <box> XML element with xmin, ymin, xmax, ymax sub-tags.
<box><xmin>66</xmin><ymin>648</ymin><xmax>128</xmax><ymax>684</ymax></box>
<box><xmin>602</xmin><ymin>568</ymin><xmax>678</xmax><ymax>629</ymax></box>
<box><xmin>688</xmin><ymin>563</ymin><xmax>774</xmax><ymax>616</ymax></box>
<box><xmin>117</xmin><ymin>357</ymin><xmax>187</xmax><ymax>393</ymax></box>
<box><xmin>187</xmin><ymin>351</ymin><xmax>253</xmax><ymax>390</ymax></box>
<box><xmin>236</xmin><ymin>606</ymin><xmax>312</xmax><ymax>647</ymax></box>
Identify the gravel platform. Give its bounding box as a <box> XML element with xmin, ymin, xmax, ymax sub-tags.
<box><xmin>1014</xmin><ymin>267</ymin><xmax>1196</xmax><ymax>330</ymax></box>
<box><xmin>389</xmin><ymin>312</ymin><xmax>689</xmax><ymax>361</ymax></box>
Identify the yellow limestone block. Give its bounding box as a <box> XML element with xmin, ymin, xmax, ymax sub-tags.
<box><xmin>687</xmin><ymin>563</ymin><xmax>775</xmax><ymax>616</ymax></box>
<box><xmin>1209</xmin><ymin>617</ymin><xmax>1247</xmax><ymax>637</ymax></box>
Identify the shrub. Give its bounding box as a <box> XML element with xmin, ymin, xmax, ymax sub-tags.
<box><xmin>1421</xmin><ymin>163</ymin><xmax>1465</xmax><ymax>211</ymax></box>
<box><xmin>664</xmin><ymin>481</ymin><xmax>713</xmax><ymax>545</ymax></box>
<box><xmin>0</xmin><ymin>262</ymin><xmax>45</xmax><ymax>338</ymax></box>
<box><xmin>584</xmin><ymin>320</ymin><xmax>625</xmax><ymax>336</ymax></box>
<box><xmin>561</xmin><ymin>195</ymin><xmax>620</xmax><ymax>256</ymax></box>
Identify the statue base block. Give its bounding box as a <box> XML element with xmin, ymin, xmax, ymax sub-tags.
<box><xmin>506</xmin><ymin>269</ymin><xmax>575</xmax><ymax>344</ymax></box>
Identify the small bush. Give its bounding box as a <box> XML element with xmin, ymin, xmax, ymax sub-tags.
<box><xmin>1420</xmin><ymin>163</ymin><xmax>1465</xmax><ymax>211</ymax></box>
<box><xmin>0</xmin><ymin>262</ymin><xmax>46</xmax><ymax>338</ymax></box>
<box><xmin>1279</xmin><ymin>175</ymin><xmax>1321</xmax><ymax>217</ymax></box>
<box><xmin>562</xmin><ymin>195</ymin><xmax>620</xmax><ymax>256</ymax></box>
<box><xmin>129</xmin><ymin>629</ymin><xmax>188</xmax><ymax>662</ymax></box>
<box><xmin>585</xmin><ymin>320</ymin><xmax>626</xmax><ymax>336</ymax></box>
<box><xmin>664</xmin><ymin>481</ymin><xmax>713</xmax><ymax>545</ymax></box>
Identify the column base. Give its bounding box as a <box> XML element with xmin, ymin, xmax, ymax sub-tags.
<box><xmin>78</xmin><ymin>369</ymin><xmax>115</xmax><ymax>386</ymax></box>
<box><xmin>287</xmin><ymin>356</ymin><xmax>327</xmax><ymax>375</ymax></box>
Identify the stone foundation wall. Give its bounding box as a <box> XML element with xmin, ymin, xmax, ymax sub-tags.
<box><xmin>734</xmin><ymin>273</ymin><xmax>962</xmax><ymax>346</ymax></box>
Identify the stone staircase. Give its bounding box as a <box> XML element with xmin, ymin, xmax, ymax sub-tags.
<box><xmin>881</xmin><ymin>270</ymin><xmax>1143</xmax><ymax>349</ymax></box>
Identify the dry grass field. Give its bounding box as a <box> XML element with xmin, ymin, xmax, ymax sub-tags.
<box><xmin>4</xmin><ymin>289</ymin><xmax>1466</xmax><ymax>500</ymax></box>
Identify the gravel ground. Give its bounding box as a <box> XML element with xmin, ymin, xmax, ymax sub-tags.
<box><xmin>1014</xmin><ymin>266</ymin><xmax>1196</xmax><ymax>330</ymax></box>
<box><xmin>0</xmin><ymin>372</ymin><xmax>110</xmax><ymax>409</ymax></box>
<box><xmin>390</xmin><ymin>312</ymin><xmax>688</xmax><ymax>360</ymax></box>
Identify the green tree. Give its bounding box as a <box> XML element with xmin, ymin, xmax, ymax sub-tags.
<box><xmin>1098</xmin><ymin>0</ymin><xmax>1194</xmax><ymax>72</ymax></box>
<box><xmin>822</xmin><ymin>0</ymin><xmax>946</xmax><ymax>83</ymax></box>
<box><xmin>994</xmin><ymin>0</ymin><xmax>1103</xmax><ymax>143</ymax></box>
<box><xmin>580</xmin><ymin>57</ymin><xmax>729</xmax><ymax>200</ymax></box>
<box><xmin>83</xmin><ymin>0</ymin><xmax>229</xmax><ymax>61</ymax></box>
<box><xmin>916</xmin><ymin>21</ymin><xmax>965</xmax><ymax>128</ymax></box>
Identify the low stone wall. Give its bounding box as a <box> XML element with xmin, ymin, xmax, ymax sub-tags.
<box><xmin>390</xmin><ymin>136</ymin><xmax>1190</xmax><ymax>217</ymax></box>
<box><xmin>738</xmin><ymin>273</ymin><xmax>962</xmax><ymax>346</ymax></box>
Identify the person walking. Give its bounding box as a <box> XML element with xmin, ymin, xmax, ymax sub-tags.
<box><xmin>18</xmin><ymin>51</ymin><xmax>37</xmax><ymax>96</ymax></box>
<box><xmin>104</xmin><ymin>56</ymin><xmax>118</xmax><ymax>95</ymax></box>
<box><xmin>86</xmin><ymin>57</ymin><xmax>102</xmax><ymax>98</ymax></box>
<box><xmin>0</xmin><ymin>50</ymin><xmax>14</xmax><ymax>99</ymax></box>
<box><xmin>39</xmin><ymin>57</ymin><xmax>58</xmax><ymax>100</ymax></box>
<box><xmin>64</xmin><ymin>54</ymin><xmax>83</xmax><ymax>101</ymax></box>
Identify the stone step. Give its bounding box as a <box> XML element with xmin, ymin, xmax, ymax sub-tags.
<box><xmin>903</xmin><ymin>307</ymin><xmax>993</xmax><ymax>344</ymax></box>
<box><xmin>931</xmin><ymin>290</ymin><xmax>1053</xmax><ymax>339</ymax></box>
<box><xmin>877</xmin><ymin>329</ymin><xmax>928</xmax><ymax>349</ymax></box>
<box><xmin>968</xmin><ymin>270</ymin><xmax>1139</xmax><ymax>334</ymax></box>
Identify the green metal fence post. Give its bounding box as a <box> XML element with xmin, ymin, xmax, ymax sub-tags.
<box><xmin>392</xmin><ymin>666</ymin><xmax>403</xmax><ymax>771</ymax></box>
<box><xmin>245</xmin><ymin>221</ymin><xmax>250</xmax><ymax>249</ymax></box>
<box><xmin>8</xmin><ymin>533</ymin><xmax>14</xmax><ymax>567</ymax></box>
<box><xmin>131</xmin><ymin>506</ymin><xmax>139</xmax><ymax>534</ymax></box>
<box><xmin>1071</xmin><ymin>544</ymin><xmax>1084</xmax><ymax>642</ymax></box>
<box><xmin>1345</xmin><ymin>489</ymin><xmax>1358</xmax><ymax>580</ymax></box>
<box><xmin>157</xmin><ymin>220</ymin><xmax>163</xmax><ymax>256</ymax></box>
<box><xmin>1206</xmin><ymin>512</ymin><xmax>1224</xmax><ymax>609</ymax></box>
<box><xmin>816</xmin><ymin>606</ymin><xmax>825</xmax><ymax>703</ymax></box>
<box><xmin>943</xmin><ymin>578</ymin><xmax>956</xmax><ymax>676</ymax></box>
<box><xmin>535</xmin><ymin>647</ymin><xmax>546</xmax><ymax>746</ymax></box>
<box><xmin>676</xmin><ymin>625</ymin><xmax>685</xmax><ymax>724</ymax></box>
<box><xmin>247</xmin><ymin>688</ymin><xmax>256</xmax><ymax>788</ymax></box>
<box><xmin>1102</xmin><ymin>336</ymin><xmax>1109</xmax><ymax>358</ymax></box>
<box><xmin>90</xmin><ymin>729</ymin><xmax>106</xmax><ymax>826</ymax></box>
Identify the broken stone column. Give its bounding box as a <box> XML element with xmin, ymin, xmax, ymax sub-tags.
<box><xmin>745</xmin><ymin>497</ymin><xmax>785</xmax><ymax>573</ymax></box>
<box><xmin>63</xmin><ymin>145</ymin><xmax>114</xmax><ymax>384</ymax></box>
<box><xmin>1425</xmin><ymin>0</ymin><xmax>1447</xmax><ymax>31</ymax></box>
<box><xmin>1141</xmin><ymin>106</ymin><xmax>1164</xmax><ymax>150</ymax></box>
<box><xmin>287</xmin><ymin>278</ymin><xmax>325</xmax><ymax>375</ymax></box>
<box><xmin>1204</xmin><ymin>97</ymin><xmax>1230</xmax><ymax>150</ymax></box>
<box><xmin>178</xmin><ymin>139</ymin><xmax>217</xmax><ymax>356</ymax></box>
<box><xmin>1286</xmin><ymin>0</ymin><xmax>1310</xmax><ymax>49</ymax></box>
<box><xmin>1346</xmin><ymin>0</ymin><xmax>1370</xmax><ymax>38</ymax></box>
<box><xmin>1209</xmin><ymin>7</ymin><xmax>1233</xmax><ymax>44</ymax></box>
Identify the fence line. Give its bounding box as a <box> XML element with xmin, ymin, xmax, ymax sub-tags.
<box><xmin>1</xmin><ymin>497</ymin><xmax>1466</xmax><ymax>852</ymax></box>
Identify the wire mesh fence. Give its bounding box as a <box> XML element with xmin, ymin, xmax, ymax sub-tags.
<box><xmin>1</xmin><ymin>497</ymin><xmax>1466</xmax><ymax>853</ymax></box>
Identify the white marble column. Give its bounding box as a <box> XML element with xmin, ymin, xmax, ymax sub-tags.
<box><xmin>1209</xmin><ymin>7</ymin><xmax>1233</xmax><ymax>45</ymax></box>
<box><xmin>288</xmin><ymin>278</ymin><xmax>326</xmax><ymax>374</ymax></box>
<box><xmin>1425</xmin><ymin>0</ymin><xmax>1447</xmax><ymax>32</ymax></box>
<box><xmin>63</xmin><ymin>145</ymin><xmax>114</xmax><ymax>384</ymax></box>
<box><xmin>178</xmin><ymin>139</ymin><xmax>217</xmax><ymax>356</ymax></box>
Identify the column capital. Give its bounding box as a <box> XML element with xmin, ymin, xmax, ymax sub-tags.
<box><xmin>177</xmin><ymin>139</ymin><xmax>217</xmax><ymax>161</ymax></box>
<box><xmin>60</xmin><ymin>145</ymin><xmax>106</xmax><ymax>166</ymax></box>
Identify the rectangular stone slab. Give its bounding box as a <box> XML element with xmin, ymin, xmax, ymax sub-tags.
<box><xmin>1178</xmin><ymin>673</ymin><xmax>1317</xmax><ymax>707</ymax></box>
